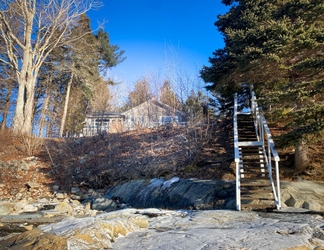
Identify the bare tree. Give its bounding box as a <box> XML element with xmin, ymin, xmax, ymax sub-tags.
<box><xmin>0</xmin><ymin>0</ymin><xmax>102</xmax><ymax>134</ymax></box>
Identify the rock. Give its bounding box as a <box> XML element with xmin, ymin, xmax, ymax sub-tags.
<box><xmin>281</xmin><ymin>181</ymin><xmax>324</xmax><ymax>211</ymax></box>
<box><xmin>106</xmin><ymin>178</ymin><xmax>235</xmax><ymax>210</ymax></box>
<box><xmin>92</xmin><ymin>197</ymin><xmax>117</xmax><ymax>211</ymax></box>
<box><xmin>41</xmin><ymin>210</ymin><xmax>66</xmax><ymax>218</ymax></box>
<box><xmin>23</xmin><ymin>224</ymin><xmax>33</xmax><ymax>231</ymax></box>
<box><xmin>23</xmin><ymin>204</ymin><xmax>38</xmax><ymax>213</ymax></box>
<box><xmin>39</xmin><ymin>209</ymin><xmax>148</xmax><ymax>249</ymax></box>
<box><xmin>55</xmin><ymin>192</ymin><xmax>65</xmax><ymax>199</ymax></box>
<box><xmin>0</xmin><ymin>229</ymin><xmax>68</xmax><ymax>250</ymax></box>
<box><xmin>95</xmin><ymin>189</ymin><xmax>106</xmax><ymax>194</ymax></box>
<box><xmin>14</xmin><ymin>201</ymin><xmax>28</xmax><ymax>213</ymax></box>
<box><xmin>37</xmin><ymin>197</ymin><xmax>50</xmax><ymax>203</ymax></box>
<box><xmin>55</xmin><ymin>201</ymin><xmax>73</xmax><ymax>215</ymax></box>
<box><xmin>71</xmin><ymin>194</ymin><xmax>82</xmax><ymax>200</ymax></box>
<box><xmin>26</xmin><ymin>181</ymin><xmax>40</xmax><ymax>189</ymax></box>
<box><xmin>3</xmin><ymin>209</ymin><xmax>316</xmax><ymax>250</ymax></box>
<box><xmin>71</xmin><ymin>187</ymin><xmax>80</xmax><ymax>194</ymax></box>
<box><xmin>0</xmin><ymin>203</ymin><xmax>14</xmax><ymax>215</ymax></box>
<box><xmin>52</xmin><ymin>185</ymin><xmax>60</xmax><ymax>192</ymax></box>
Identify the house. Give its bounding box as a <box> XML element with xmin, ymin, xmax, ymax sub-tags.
<box><xmin>122</xmin><ymin>99</ymin><xmax>186</xmax><ymax>130</ymax></box>
<box><xmin>81</xmin><ymin>99</ymin><xmax>185</xmax><ymax>136</ymax></box>
<box><xmin>82</xmin><ymin>112</ymin><xmax>125</xmax><ymax>136</ymax></box>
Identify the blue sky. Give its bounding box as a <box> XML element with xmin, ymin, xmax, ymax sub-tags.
<box><xmin>87</xmin><ymin>1</ymin><xmax>228</xmax><ymax>89</ymax></box>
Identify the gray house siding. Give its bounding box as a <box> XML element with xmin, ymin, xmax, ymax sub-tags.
<box><xmin>81</xmin><ymin>99</ymin><xmax>185</xmax><ymax>136</ymax></box>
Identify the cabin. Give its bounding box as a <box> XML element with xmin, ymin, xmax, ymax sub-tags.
<box><xmin>122</xmin><ymin>99</ymin><xmax>186</xmax><ymax>130</ymax></box>
<box><xmin>82</xmin><ymin>99</ymin><xmax>186</xmax><ymax>136</ymax></box>
<box><xmin>82</xmin><ymin>112</ymin><xmax>125</xmax><ymax>136</ymax></box>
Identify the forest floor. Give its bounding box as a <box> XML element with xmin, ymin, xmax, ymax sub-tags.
<box><xmin>0</xmin><ymin>117</ymin><xmax>323</xmax><ymax>199</ymax></box>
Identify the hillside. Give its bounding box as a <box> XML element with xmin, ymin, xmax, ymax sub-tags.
<box><xmin>0</xmin><ymin>117</ymin><xmax>323</xmax><ymax>201</ymax></box>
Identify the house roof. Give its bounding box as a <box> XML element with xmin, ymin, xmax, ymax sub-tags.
<box><xmin>86</xmin><ymin>112</ymin><xmax>124</xmax><ymax>119</ymax></box>
<box><xmin>122</xmin><ymin>99</ymin><xmax>185</xmax><ymax>116</ymax></box>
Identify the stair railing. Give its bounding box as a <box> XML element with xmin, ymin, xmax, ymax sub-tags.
<box><xmin>233</xmin><ymin>94</ymin><xmax>241</xmax><ymax>210</ymax></box>
<box><xmin>234</xmin><ymin>89</ymin><xmax>281</xmax><ymax>210</ymax></box>
<box><xmin>250</xmin><ymin>91</ymin><xmax>281</xmax><ymax>209</ymax></box>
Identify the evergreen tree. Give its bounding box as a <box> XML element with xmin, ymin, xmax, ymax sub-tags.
<box><xmin>159</xmin><ymin>80</ymin><xmax>182</xmax><ymax>111</ymax></box>
<box><xmin>184</xmin><ymin>90</ymin><xmax>209</xmax><ymax>123</ymax></box>
<box><xmin>96</xmin><ymin>28</ymin><xmax>126</xmax><ymax>72</ymax></box>
<box><xmin>201</xmin><ymin>0</ymin><xmax>324</xmax><ymax>170</ymax></box>
<box><xmin>126</xmin><ymin>78</ymin><xmax>153</xmax><ymax>108</ymax></box>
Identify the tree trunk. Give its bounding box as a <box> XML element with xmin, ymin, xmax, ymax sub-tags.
<box><xmin>13</xmin><ymin>75</ymin><xmax>38</xmax><ymax>135</ymax></box>
<box><xmin>38</xmin><ymin>90</ymin><xmax>50</xmax><ymax>138</ymax></box>
<box><xmin>59</xmin><ymin>74</ymin><xmax>73</xmax><ymax>137</ymax></box>
<box><xmin>23</xmin><ymin>80</ymin><xmax>36</xmax><ymax>134</ymax></box>
<box><xmin>1</xmin><ymin>80</ymin><xmax>13</xmax><ymax>130</ymax></box>
<box><xmin>295</xmin><ymin>140</ymin><xmax>309</xmax><ymax>171</ymax></box>
<box><xmin>12</xmin><ymin>82</ymin><xmax>26</xmax><ymax>133</ymax></box>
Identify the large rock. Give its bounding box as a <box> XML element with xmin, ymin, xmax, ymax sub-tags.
<box><xmin>0</xmin><ymin>202</ymin><xmax>14</xmax><ymax>215</ymax></box>
<box><xmin>54</xmin><ymin>201</ymin><xmax>73</xmax><ymax>215</ymax></box>
<box><xmin>105</xmin><ymin>178</ymin><xmax>236</xmax><ymax>210</ymax></box>
<box><xmin>281</xmin><ymin>181</ymin><xmax>324</xmax><ymax>211</ymax></box>
<box><xmin>92</xmin><ymin>197</ymin><xmax>117</xmax><ymax>211</ymax></box>
<box><xmin>39</xmin><ymin>209</ymin><xmax>148</xmax><ymax>249</ymax></box>
<box><xmin>0</xmin><ymin>229</ymin><xmax>67</xmax><ymax>250</ymax></box>
<box><xmin>4</xmin><ymin>209</ymin><xmax>322</xmax><ymax>250</ymax></box>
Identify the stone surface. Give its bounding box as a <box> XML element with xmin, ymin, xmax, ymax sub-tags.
<box><xmin>54</xmin><ymin>201</ymin><xmax>73</xmax><ymax>215</ymax></box>
<box><xmin>39</xmin><ymin>209</ymin><xmax>149</xmax><ymax>249</ymax></box>
<box><xmin>92</xmin><ymin>197</ymin><xmax>117</xmax><ymax>211</ymax></box>
<box><xmin>26</xmin><ymin>181</ymin><xmax>40</xmax><ymax>189</ymax></box>
<box><xmin>0</xmin><ymin>203</ymin><xmax>14</xmax><ymax>216</ymax></box>
<box><xmin>0</xmin><ymin>229</ymin><xmax>68</xmax><ymax>250</ymax></box>
<box><xmin>2</xmin><ymin>209</ymin><xmax>323</xmax><ymax>250</ymax></box>
<box><xmin>105</xmin><ymin>178</ymin><xmax>236</xmax><ymax>210</ymax></box>
<box><xmin>281</xmin><ymin>181</ymin><xmax>324</xmax><ymax>211</ymax></box>
<box><xmin>23</xmin><ymin>204</ymin><xmax>38</xmax><ymax>213</ymax></box>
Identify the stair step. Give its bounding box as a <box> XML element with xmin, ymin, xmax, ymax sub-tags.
<box><xmin>240</xmin><ymin>197</ymin><xmax>274</xmax><ymax>201</ymax></box>
<box><xmin>240</xmin><ymin>164</ymin><xmax>266</xmax><ymax>168</ymax></box>
<box><xmin>240</xmin><ymin>160</ymin><xmax>266</xmax><ymax>164</ymax></box>
<box><xmin>240</xmin><ymin>152</ymin><xmax>264</xmax><ymax>155</ymax></box>
<box><xmin>241</xmin><ymin>177</ymin><xmax>269</xmax><ymax>181</ymax></box>
<box><xmin>240</xmin><ymin>183</ymin><xmax>270</xmax><ymax>187</ymax></box>
<box><xmin>240</xmin><ymin>148</ymin><xmax>263</xmax><ymax>152</ymax></box>
<box><xmin>241</xmin><ymin>204</ymin><xmax>276</xmax><ymax>209</ymax></box>
<box><xmin>241</xmin><ymin>189</ymin><xmax>272</xmax><ymax>194</ymax></box>
<box><xmin>239</xmin><ymin>171</ymin><xmax>268</xmax><ymax>175</ymax></box>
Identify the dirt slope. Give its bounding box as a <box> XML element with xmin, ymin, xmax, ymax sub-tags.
<box><xmin>0</xmin><ymin>118</ymin><xmax>323</xmax><ymax>200</ymax></box>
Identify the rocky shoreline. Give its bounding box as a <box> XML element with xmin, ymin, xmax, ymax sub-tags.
<box><xmin>0</xmin><ymin>177</ymin><xmax>324</xmax><ymax>249</ymax></box>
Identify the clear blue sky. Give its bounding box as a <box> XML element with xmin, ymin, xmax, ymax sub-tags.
<box><xmin>87</xmin><ymin>1</ymin><xmax>228</xmax><ymax>87</ymax></box>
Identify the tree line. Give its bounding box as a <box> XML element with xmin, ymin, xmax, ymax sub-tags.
<box><xmin>0</xmin><ymin>0</ymin><xmax>125</xmax><ymax>137</ymax></box>
<box><xmin>0</xmin><ymin>1</ymin><xmax>215</xmax><ymax>138</ymax></box>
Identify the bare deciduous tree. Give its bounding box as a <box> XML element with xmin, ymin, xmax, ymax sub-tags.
<box><xmin>0</xmin><ymin>0</ymin><xmax>102</xmax><ymax>134</ymax></box>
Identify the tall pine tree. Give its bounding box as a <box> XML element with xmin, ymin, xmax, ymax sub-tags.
<box><xmin>201</xmin><ymin>0</ymin><xmax>324</xmax><ymax>170</ymax></box>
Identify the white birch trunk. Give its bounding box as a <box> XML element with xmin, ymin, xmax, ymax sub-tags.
<box><xmin>59</xmin><ymin>74</ymin><xmax>73</xmax><ymax>137</ymax></box>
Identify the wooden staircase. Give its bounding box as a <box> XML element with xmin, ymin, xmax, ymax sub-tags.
<box><xmin>234</xmin><ymin>88</ymin><xmax>281</xmax><ymax>211</ymax></box>
<box><xmin>237</xmin><ymin>114</ymin><xmax>275</xmax><ymax>210</ymax></box>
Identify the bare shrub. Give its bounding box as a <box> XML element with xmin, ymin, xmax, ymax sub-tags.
<box><xmin>19</xmin><ymin>134</ymin><xmax>44</xmax><ymax>156</ymax></box>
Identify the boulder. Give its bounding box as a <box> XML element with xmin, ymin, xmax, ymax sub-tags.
<box><xmin>281</xmin><ymin>181</ymin><xmax>324</xmax><ymax>211</ymax></box>
<box><xmin>105</xmin><ymin>178</ymin><xmax>236</xmax><ymax>210</ymax></box>
<box><xmin>0</xmin><ymin>229</ymin><xmax>68</xmax><ymax>250</ymax></box>
<box><xmin>23</xmin><ymin>204</ymin><xmax>38</xmax><ymax>213</ymax></box>
<box><xmin>92</xmin><ymin>197</ymin><xmax>117</xmax><ymax>211</ymax></box>
<box><xmin>0</xmin><ymin>202</ymin><xmax>14</xmax><ymax>215</ymax></box>
<box><xmin>26</xmin><ymin>181</ymin><xmax>40</xmax><ymax>189</ymax></box>
<box><xmin>55</xmin><ymin>201</ymin><xmax>73</xmax><ymax>215</ymax></box>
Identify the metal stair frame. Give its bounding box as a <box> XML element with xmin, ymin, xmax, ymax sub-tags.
<box><xmin>234</xmin><ymin>88</ymin><xmax>281</xmax><ymax>211</ymax></box>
